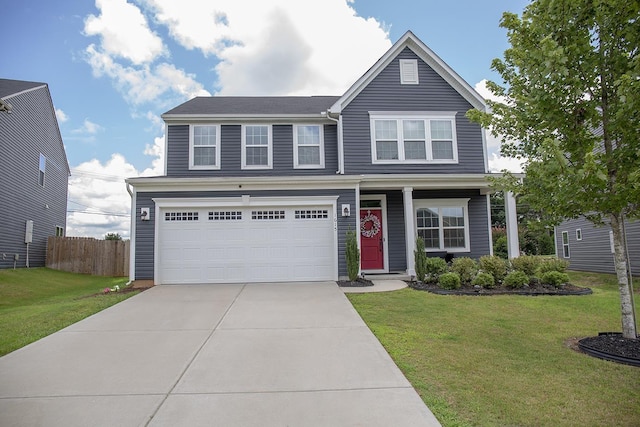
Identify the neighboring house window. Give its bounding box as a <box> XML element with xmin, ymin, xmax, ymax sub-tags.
<box><xmin>562</xmin><ymin>231</ymin><xmax>570</xmax><ymax>258</ymax></box>
<box><xmin>399</xmin><ymin>59</ymin><xmax>419</xmax><ymax>84</ymax></box>
<box><xmin>369</xmin><ymin>113</ymin><xmax>457</xmax><ymax>163</ymax></box>
<box><xmin>293</xmin><ymin>125</ymin><xmax>324</xmax><ymax>168</ymax></box>
<box><xmin>39</xmin><ymin>154</ymin><xmax>46</xmax><ymax>186</ymax></box>
<box><xmin>55</xmin><ymin>226</ymin><xmax>64</xmax><ymax>237</ymax></box>
<box><xmin>190</xmin><ymin>125</ymin><xmax>220</xmax><ymax>169</ymax></box>
<box><xmin>242</xmin><ymin>125</ymin><xmax>272</xmax><ymax>169</ymax></box>
<box><xmin>415</xmin><ymin>199</ymin><xmax>470</xmax><ymax>252</ymax></box>
<box><xmin>576</xmin><ymin>229</ymin><xmax>582</xmax><ymax>241</ymax></box>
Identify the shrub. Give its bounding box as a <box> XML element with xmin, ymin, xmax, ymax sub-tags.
<box><xmin>345</xmin><ymin>230</ymin><xmax>360</xmax><ymax>281</ymax></box>
<box><xmin>438</xmin><ymin>272</ymin><xmax>461</xmax><ymax>290</ymax></box>
<box><xmin>425</xmin><ymin>257</ymin><xmax>448</xmax><ymax>281</ymax></box>
<box><xmin>472</xmin><ymin>272</ymin><xmax>495</xmax><ymax>289</ymax></box>
<box><xmin>451</xmin><ymin>257</ymin><xmax>478</xmax><ymax>285</ymax></box>
<box><xmin>479</xmin><ymin>255</ymin><xmax>508</xmax><ymax>282</ymax></box>
<box><xmin>541</xmin><ymin>271</ymin><xmax>570</xmax><ymax>287</ymax></box>
<box><xmin>504</xmin><ymin>270</ymin><xmax>530</xmax><ymax>289</ymax></box>
<box><xmin>537</xmin><ymin>258</ymin><xmax>570</xmax><ymax>274</ymax></box>
<box><xmin>494</xmin><ymin>235</ymin><xmax>509</xmax><ymax>259</ymax></box>
<box><xmin>510</xmin><ymin>255</ymin><xmax>541</xmax><ymax>276</ymax></box>
<box><xmin>414</xmin><ymin>238</ymin><xmax>428</xmax><ymax>282</ymax></box>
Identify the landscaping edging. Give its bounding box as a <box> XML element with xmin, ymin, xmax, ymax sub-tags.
<box><xmin>408</xmin><ymin>281</ymin><xmax>593</xmax><ymax>296</ymax></box>
<box><xmin>578</xmin><ymin>333</ymin><xmax>640</xmax><ymax>367</ymax></box>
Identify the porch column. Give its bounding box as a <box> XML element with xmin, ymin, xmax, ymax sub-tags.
<box><xmin>403</xmin><ymin>187</ymin><xmax>416</xmax><ymax>276</ymax></box>
<box><xmin>504</xmin><ymin>191</ymin><xmax>520</xmax><ymax>258</ymax></box>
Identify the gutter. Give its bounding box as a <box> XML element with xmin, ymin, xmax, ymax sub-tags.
<box><xmin>323</xmin><ymin>110</ymin><xmax>344</xmax><ymax>174</ymax></box>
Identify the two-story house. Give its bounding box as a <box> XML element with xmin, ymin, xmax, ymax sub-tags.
<box><xmin>0</xmin><ymin>79</ymin><xmax>70</xmax><ymax>269</ymax></box>
<box><xmin>126</xmin><ymin>31</ymin><xmax>518</xmax><ymax>285</ymax></box>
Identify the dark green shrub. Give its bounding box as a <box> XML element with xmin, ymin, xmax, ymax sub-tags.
<box><xmin>451</xmin><ymin>257</ymin><xmax>478</xmax><ymax>285</ymax></box>
<box><xmin>345</xmin><ymin>230</ymin><xmax>360</xmax><ymax>281</ymax></box>
<box><xmin>425</xmin><ymin>257</ymin><xmax>448</xmax><ymax>282</ymax></box>
<box><xmin>438</xmin><ymin>272</ymin><xmax>461</xmax><ymax>290</ymax></box>
<box><xmin>510</xmin><ymin>255</ymin><xmax>541</xmax><ymax>276</ymax></box>
<box><xmin>414</xmin><ymin>238</ymin><xmax>428</xmax><ymax>282</ymax></box>
<box><xmin>537</xmin><ymin>258</ymin><xmax>570</xmax><ymax>274</ymax></box>
<box><xmin>494</xmin><ymin>235</ymin><xmax>508</xmax><ymax>259</ymax></box>
<box><xmin>479</xmin><ymin>255</ymin><xmax>508</xmax><ymax>282</ymax></box>
<box><xmin>540</xmin><ymin>271</ymin><xmax>570</xmax><ymax>287</ymax></box>
<box><xmin>472</xmin><ymin>272</ymin><xmax>495</xmax><ymax>289</ymax></box>
<box><xmin>504</xmin><ymin>270</ymin><xmax>530</xmax><ymax>289</ymax></box>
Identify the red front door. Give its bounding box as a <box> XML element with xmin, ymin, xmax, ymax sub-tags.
<box><xmin>360</xmin><ymin>209</ymin><xmax>384</xmax><ymax>270</ymax></box>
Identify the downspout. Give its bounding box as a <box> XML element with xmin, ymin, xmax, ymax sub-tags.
<box><xmin>324</xmin><ymin>110</ymin><xmax>344</xmax><ymax>174</ymax></box>
<box><xmin>126</xmin><ymin>182</ymin><xmax>136</xmax><ymax>284</ymax></box>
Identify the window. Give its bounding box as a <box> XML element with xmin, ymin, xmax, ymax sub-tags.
<box><xmin>295</xmin><ymin>209</ymin><xmax>329</xmax><ymax>219</ymax></box>
<box><xmin>209</xmin><ymin>211</ymin><xmax>242</xmax><ymax>221</ymax></box>
<box><xmin>55</xmin><ymin>226</ymin><xmax>64</xmax><ymax>237</ymax></box>
<box><xmin>165</xmin><ymin>212</ymin><xmax>199</xmax><ymax>221</ymax></box>
<box><xmin>252</xmin><ymin>210</ymin><xmax>285</xmax><ymax>220</ymax></box>
<box><xmin>400</xmin><ymin>59</ymin><xmax>419</xmax><ymax>84</ymax></box>
<box><xmin>562</xmin><ymin>231</ymin><xmax>570</xmax><ymax>258</ymax></box>
<box><xmin>39</xmin><ymin>154</ymin><xmax>46</xmax><ymax>186</ymax></box>
<box><xmin>190</xmin><ymin>125</ymin><xmax>220</xmax><ymax>169</ymax></box>
<box><xmin>294</xmin><ymin>125</ymin><xmax>324</xmax><ymax>168</ymax></box>
<box><xmin>370</xmin><ymin>113</ymin><xmax>457</xmax><ymax>163</ymax></box>
<box><xmin>415</xmin><ymin>199</ymin><xmax>470</xmax><ymax>252</ymax></box>
<box><xmin>576</xmin><ymin>229</ymin><xmax>582</xmax><ymax>241</ymax></box>
<box><xmin>242</xmin><ymin>125</ymin><xmax>272</xmax><ymax>168</ymax></box>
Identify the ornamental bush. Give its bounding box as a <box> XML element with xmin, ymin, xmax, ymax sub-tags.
<box><xmin>345</xmin><ymin>230</ymin><xmax>360</xmax><ymax>281</ymax></box>
<box><xmin>472</xmin><ymin>272</ymin><xmax>495</xmax><ymax>289</ymax></box>
<box><xmin>414</xmin><ymin>238</ymin><xmax>428</xmax><ymax>282</ymax></box>
<box><xmin>451</xmin><ymin>257</ymin><xmax>478</xmax><ymax>285</ymax></box>
<box><xmin>439</xmin><ymin>272</ymin><xmax>461</xmax><ymax>290</ymax></box>
<box><xmin>479</xmin><ymin>255</ymin><xmax>508</xmax><ymax>282</ymax></box>
<box><xmin>537</xmin><ymin>258</ymin><xmax>570</xmax><ymax>274</ymax></box>
<box><xmin>541</xmin><ymin>271</ymin><xmax>570</xmax><ymax>287</ymax></box>
<box><xmin>510</xmin><ymin>255</ymin><xmax>542</xmax><ymax>276</ymax></box>
<box><xmin>425</xmin><ymin>257</ymin><xmax>448</xmax><ymax>282</ymax></box>
<box><xmin>504</xmin><ymin>270</ymin><xmax>530</xmax><ymax>289</ymax></box>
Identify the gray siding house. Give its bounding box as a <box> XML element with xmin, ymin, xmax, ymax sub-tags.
<box><xmin>555</xmin><ymin>217</ymin><xmax>640</xmax><ymax>275</ymax></box>
<box><xmin>127</xmin><ymin>31</ymin><xmax>514</xmax><ymax>285</ymax></box>
<box><xmin>0</xmin><ymin>79</ymin><xmax>70</xmax><ymax>268</ymax></box>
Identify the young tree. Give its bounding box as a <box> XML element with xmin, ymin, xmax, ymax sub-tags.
<box><xmin>468</xmin><ymin>0</ymin><xmax>639</xmax><ymax>338</ymax></box>
<box><xmin>104</xmin><ymin>233</ymin><xmax>122</xmax><ymax>241</ymax></box>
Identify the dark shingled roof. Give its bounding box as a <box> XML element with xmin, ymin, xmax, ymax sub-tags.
<box><xmin>163</xmin><ymin>96</ymin><xmax>341</xmax><ymax>116</ymax></box>
<box><xmin>0</xmin><ymin>78</ymin><xmax>46</xmax><ymax>99</ymax></box>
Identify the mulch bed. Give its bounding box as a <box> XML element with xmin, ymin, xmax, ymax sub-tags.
<box><xmin>578</xmin><ymin>333</ymin><xmax>640</xmax><ymax>367</ymax></box>
<box><xmin>337</xmin><ymin>278</ymin><xmax>375</xmax><ymax>287</ymax></box>
<box><xmin>408</xmin><ymin>281</ymin><xmax>592</xmax><ymax>296</ymax></box>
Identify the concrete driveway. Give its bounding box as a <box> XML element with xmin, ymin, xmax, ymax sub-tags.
<box><xmin>0</xmin><ymin>282</ymin><xmax>440</xmax><ymax>426</ymax></box>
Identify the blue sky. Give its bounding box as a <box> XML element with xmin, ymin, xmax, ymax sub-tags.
<box><xmin>2</xmin><ymin>0</ymin><xmax>529</xmax><ymax>238</ymax></box>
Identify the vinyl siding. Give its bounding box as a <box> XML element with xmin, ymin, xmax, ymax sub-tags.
<box><xmin>555</xmin><ymin>217</ymin><xmax>640</xmax><ymax>275</ymax></box>
<box><xmin>134</xmin><ymin>188</ymin><xmax>356</xmax><ymax>280</ymax></box>
<box><xmin>166</xmin><ymin>124</ymin><xmax>338</xmax><ymax>177</ymax></box>
<box><xmin>342</xmin><ymin>48</ymin><xmax>486</xmax><ymax>175</ymax></box>
<box><xmin>0</xmin><ymin>86</ymin><xmax>69</xmax><ymax>268</ymax></box>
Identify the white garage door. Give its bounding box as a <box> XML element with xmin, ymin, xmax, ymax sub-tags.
<box><xmin>157</xmin><ymin>205</ymin><xmax>336</xmax><ymax>284</ymax></box>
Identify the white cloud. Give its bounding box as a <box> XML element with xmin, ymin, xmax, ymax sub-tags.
<box><xmin>55</xmin><ymin>108</ymin><xmax>68</xmax><ymax>122</ymax></box>
<box><xmin>72</xmin><ymin>118</ymin><xmax>103</xmax><ymax>134</ymax></box>
<box><xmin>487</xmin><ymin>153</ymin><xmax>524</xmax><ymax>173</ymax></box>
<box><xmin>84</xmin><ymin>0</ymin><xmax>166</xmax><ymax>64</ymax></box>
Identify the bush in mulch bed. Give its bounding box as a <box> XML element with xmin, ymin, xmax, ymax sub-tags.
<box><xmin>578</xmin><ymin>333</ymin><xmax>640</xmax><ymax>367</ymax></box>
<box><xmin>408</xmin><ymin>280</ymin><xmax>592</xmax><ymax>296</ymax></box>
<box><xmin>337</xmin><ymin>278</ymin><xmax>374</xmax><ymax>287</ymax></box>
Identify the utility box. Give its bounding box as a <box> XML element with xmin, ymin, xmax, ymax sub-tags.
<box><xmin>25</xmin><ymin>220</ymin><xmax>33</xmax><ymax>244</ymax></box>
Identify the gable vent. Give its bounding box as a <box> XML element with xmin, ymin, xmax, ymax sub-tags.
<box><xmin>400</xmin><ymin>59</ymin><xmax>419</xmax><ymax>85</ymax></box>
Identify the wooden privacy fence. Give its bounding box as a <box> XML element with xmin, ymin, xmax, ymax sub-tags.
<box><xmin>46</xmin><ymin>237</ymin><xmax>130</xmax><ymax>277</ymax></box>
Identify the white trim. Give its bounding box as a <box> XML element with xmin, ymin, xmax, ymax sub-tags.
<box><xmin>504</xmin><ymin>191</ymin><xmax>520</xmax><ymax>258</ymax></box>
<box><xmin>400</xmin><ymin>59</ymin><xmax>419</xmax><ymax>85</ymax></box>
<box><xmin>403</xmin><ymin>187</ymin><xmax>416</xmax><ymax>276</ymax></box>
<box><xmin>128</xmin><ymin>185</ymin><xmax>137</xmax><ymax>282</ymax></box>
<box><xmin>369</xmin><ymin>113</ymin><xmax>458</xmax><ymax>164</ymax></box>
<box><xmin>414</xmin><ymin>198</ymin><xmax>471</xmax><ymax>253</ymax></box>
<box><xmin>2</xmin><ymin>84</ymin><xmax>47</xmax><ymax>100</ymax></box>
<box><xmin>576</xmin><ymin>228</ymin><xmax>583</xmax><ymax>241</ymax></box>
<box><xmin>486</xmin><ymin>193</ymin><xmax>494</xmax><ymax>256</ymax></box>
<box><xmin>189</xmin><ymin>124</ymin><xmax>221</xmax><ymax>170</ymax></box>
<box><xmin>481</xmin><ymin>126</ymin><xmax>489</xmax><ymax>173</ymax></box>
<box><xmin>241</xmin><ymin>124</ymin><xmax>273</xmax><ymax>169</ymax></box>
<box><xmin>162</xmin><ymin>113</ymin><xmax>330</xmax><ymax>122</ymax></box>
<box><xmin>293</xmin><ymin>124</ymin><xmax>325</xmax><ymax>169</ymax></box>
<box><xmin>360</xmin><ymin>194</ymin><xmax>389</xmax><ymax>274</ymax></box>
<box><xmin>355</xmin><ymin>184</ymin><xmax>361</xmax><ymax>276</ymax></box>
<box><xmin>163</xmin><ymin>123</ymin><xmax>168</xmax><ymax>175</ymax></box>
<box><xmin>562</xmin><ymin>230</ymin><xmax>571</xmax><ymax>258</ymax></box>
<box><xmin>337</xmin><ymin>115</ymin><xmax>345</xmax><ymax>174</ymax></box>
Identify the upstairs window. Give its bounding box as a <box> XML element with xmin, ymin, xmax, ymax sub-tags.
<box><xmin>400</xmin><ymin>59</ymin><xmax>419</xmax><ymax>84</ymax></box>
<box><xmin>294</xmin><ymin>125</ymin><xmax>324</xmax><ymax>168</ymax></box>
<box><xmin>370</xmin><ymin>113</ymin><xmax>458</xmax><ymax>164</ymax></box>
<box><xmin>242</xmin><ymin>125</ymin><xmax>272</xmax><ymax>169</ymax></box>
<box><xmin>190</xmin><ymin>125</ymin><xmax>220</xmax><ymax>169</ymax></box>
<box><xmin>39</xmin><ymin>154</ymin><xmax>46</xmax><ymax>186</ymax></box>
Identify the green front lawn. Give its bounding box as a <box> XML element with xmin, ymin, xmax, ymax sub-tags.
<box><xmin>0</xmin><ymin>268</ymin><xmax>137</xmax><ymax>357</ymax></box>
<box><xmin>348</xmin><ymin>271</ymin><xmax>640</xmax><ymax>427</ymax></box>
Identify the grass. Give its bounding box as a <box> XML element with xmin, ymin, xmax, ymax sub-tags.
<box><xmin>347</xmin><ymin>271</ymin><xmax>640</xmax><ymax>427</ymax></box>
<box><xmin>0</xmin><ymin>268</ymin><xmax>138</xmax><ymax>357</ymax></box>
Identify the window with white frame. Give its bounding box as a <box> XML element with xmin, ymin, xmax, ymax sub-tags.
<box><xmin>415</xmin><ymin>199</ymin><xmax>470</xmax><ymax>252</ymax></box>
<box><xmin>293</xmin><ymin>125</ymin><xmax>324</xmax><ymax>168</ymax></box>
<box><xmin>55</xmin><ymin>226</ymin><xmax>64</xmax><ymax>237</ymax></box>
<box><xmin>576</xmin><ymin>228</ymin><xmax>582</xmax><ymax>241</ymax></box>
<box><xmin>242</xmin><ymin>125</ymin><xmax>272</xmax><ymax>168</ymax></box>
<box><xmin>370</xmin><ymin>113</ymin><xmax>457</xmax><ymax>163</ymax></box>
<box><xmin>190</xmin><ymin>125</ymin><xmax>220</xmax><ymax>169</ymax></box>
<box><xmin>562</xmin><ymin>231</ymin><xmax>570</xmax><ymax>258</ymax></box>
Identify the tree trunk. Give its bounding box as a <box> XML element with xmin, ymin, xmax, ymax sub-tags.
<box><xmin>609</xmin><ymin>213</ymin><xmax>637</xmax><ymax>339</ymax></box>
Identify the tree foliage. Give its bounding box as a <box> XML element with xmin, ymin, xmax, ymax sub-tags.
<box><xmin>104</xmin><ymin>233</ymin><xmax>122</xmax><ymax>241</ymax></box>
<box><xmin>468</xmin><ymin>0</ymin><xmax>639</xmax><ymax>337</ymax></box>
